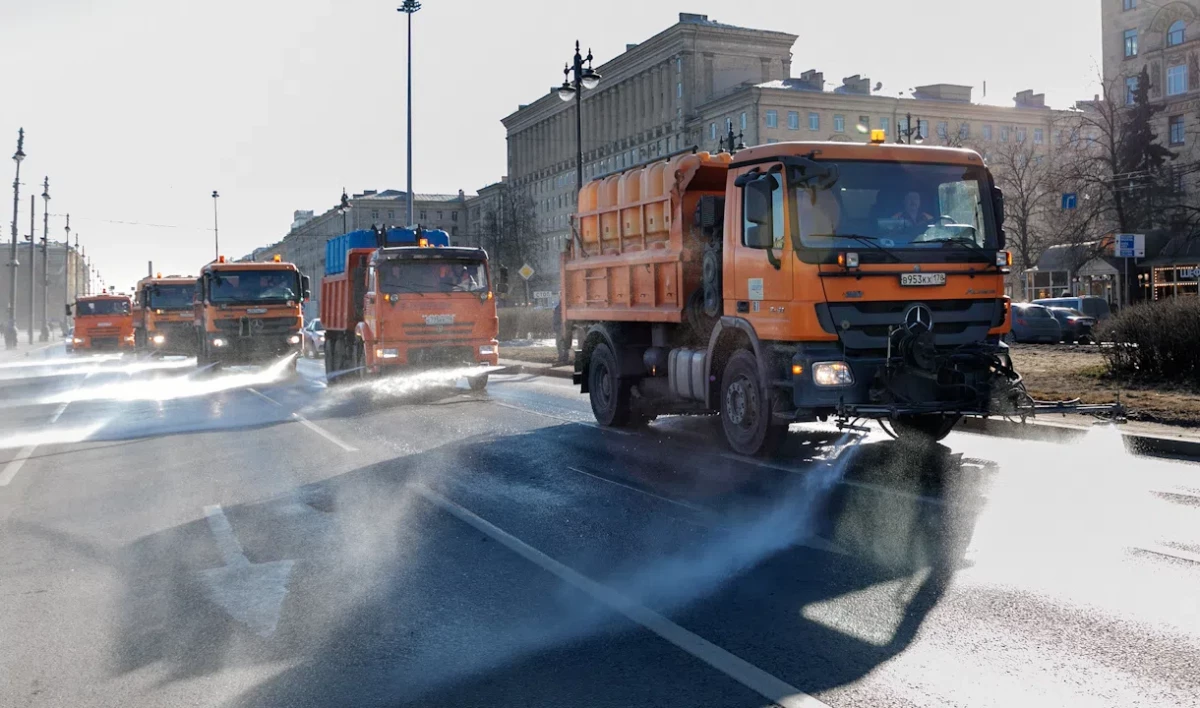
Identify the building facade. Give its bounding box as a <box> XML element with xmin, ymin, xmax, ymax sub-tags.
<box><xmin>501</xmin><ymin>12</ymin><xmax>1073</xmax><ymax>291</ymax></box>
<box><xmin>1</xmin><ymin>242</ymin><xmax>91</xmax><ymax>334</ymax></box>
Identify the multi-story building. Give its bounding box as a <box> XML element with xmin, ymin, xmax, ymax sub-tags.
<box><xmin>1102</xmin><ymin>0</ymin><xmax>1199</xmax><ymax>164</ymax></box>
<box><xmin>502</xmin><ymin>12</ymin><xmax>1072</xmax><ymax>289</ymax></box>
<box><xmin>1</xmin><ymin>241</ymin><xmax>90</xmax><ymax>334</ymax></box>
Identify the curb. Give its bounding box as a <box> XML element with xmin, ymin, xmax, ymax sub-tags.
<box><xmin>496</xmin><ymin>360</ymin><xmax>574</xmax><ymax>380</ymax></box>
<box><xmin>956</xmin><ymin>416</ymin><xmax>1200</xmax><ymax>462</ymax></box>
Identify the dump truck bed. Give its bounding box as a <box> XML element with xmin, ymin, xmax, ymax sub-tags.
<box><xmin>562</xmin><ymin>151</ymin><xmax>732</xmax><ymax>323</ymax></box>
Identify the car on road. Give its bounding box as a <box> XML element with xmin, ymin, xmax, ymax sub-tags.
<box><xmin>65</xmin><ymin>326</ymin><xmax>75</xmax><ymax>352</ymax></box>
<box><xmin>1032</xmin><ymin>296</ymin><xmax>1112</xmax><ymax>322</ymax></box>
<box><xmin>1047</xmin><ymin>307</ymin><xmax>1096</xmax><ymax>344</ymax></box>
<box><xmin>1007</xmin><ymin>303</ymin><xmax>1063</xmax><ymax>344</ymax></box>
<box><xmin>301</xmin><ymin>318</ymin><xmax>325</xmax><ymax>358</ymax></box>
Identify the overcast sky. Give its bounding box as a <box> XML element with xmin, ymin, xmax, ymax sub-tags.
<box><xmin>0</xmin><ymin>0</ymin><xmax>1100</xmax><ymax>291</ymax></box>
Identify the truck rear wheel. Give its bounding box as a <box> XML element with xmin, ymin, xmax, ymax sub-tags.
<box><xmin>720</xmin><ymin>350</ymin><xmax>786</xmax><ymax>457</ymax></box>
<box><xmin>888</xmin><ymin>414</ymin><xmax>961</xmax><ymax>443</ymax></box>
<box><xmin>588</xmin><ymin>343</ymin><xmax>637</xmax><ymax>427</ymax></box>
<box><xmin>468</xmin><ymin>373</ymin><xmax>489</xmax><ymax>391</ymax></box>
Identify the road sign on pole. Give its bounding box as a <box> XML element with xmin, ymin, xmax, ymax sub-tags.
<box><xmin>1115</xmin><ymin>233</ymin><xmax>1145</xmax><ymax>258</ymax></box>
<box><xmin>517</xmin><ymin>264</ymin><xmax>535</xmax><ymax>281</ymax></box>
<box><xmin>1062</xmin><ymin>193</ymin><xmax>1077</xmax><ymax>210</ymax></box>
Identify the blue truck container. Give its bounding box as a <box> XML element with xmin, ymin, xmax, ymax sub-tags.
<box><xmin>325</xmin><ymin>228</ymin><xmax>452</xmax><ymax>275</ymax></box>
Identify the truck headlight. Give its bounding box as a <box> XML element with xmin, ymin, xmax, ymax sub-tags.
<box><xmin>211</xmin><ymin>338</ymin><xmax>227</xmax><ymax>348</ymax></box>
<box><xmin>479</xmin><ymin>345</ymin><xmax>496</xmax><ymax>355</ymax></box>
<box><xmin>72</xmin><ymin>337</ymin><xmax>83</xmax><ymax>344</ymax></box>
<box><xmin>152</xmin><ymin>334</ymin><xmax>166</xmax><ymax>345</ymax></box>
<box><xmin>287</xmin><ymin>334</ymin><xmax>302</xmax><ymax>345</ymax></box>
<box><xmin>812</xmin><ymin>361</ymin><xmax>855</xmax><ymax>387</ymax></box>
<box><xmin>377</xmin><ymin>348</ymin><xmax>399</xmax><ymax>359</ymax></box>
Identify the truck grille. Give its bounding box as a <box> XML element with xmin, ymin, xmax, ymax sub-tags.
<box><xmin>819</xmin><ymin>299</ymin><xmax>1005</xmax><ymax>351</ymax></box>
<box><xmin>400</xmin><ymin>321</ymin><xmax>476</xmax><ymax>339</ymax></box>
<box><xmin>154</xmin><ymin>322</ymin><xmax>193</xmax><ymax>339</ymax></box>
<box><xmin>214</xmin><ymin>316</ymin><xmax>296</xmax><ymax>336</ymax></box>
<box><xmin>408</xmin><ymin>345</ymin><xmax>475</xmax><ymax>366</ymax></box>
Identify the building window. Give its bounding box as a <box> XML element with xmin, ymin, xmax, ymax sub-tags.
<box><xmin>809</xmin><ymin>112</ymin><xmax>820</xmax><ymax>131</ymax></box>
<box><xmin>766</xmin><ymin>138</ymin><xmax>779</xmax><ymax>144</ymax></box>
<box><xmin>1126</xmin><ymin>75</ymin><xmax>1139</xmax><ymax>104</ymax></box>
<box><xmin>676</xmin><ymin>57</ymin><xmax>682</xmax><ymax>72</ymax></box>
<box><xmin>766</xmin><ymin>110</ymin><xmax>778</xmax><ymax>128</ymax></box>
<box><xmin>451</xmin><ymin>226</ymin><xmax>459</xmax><ymax>236</ymax></box>
<box><xmin>879</xmin><ymin>116</ymin><xmax>890</xmax><ymax>134</ymax></box>
<box><xmin>983</xmin><ymin>124</ymin><xmax>993</xmax><ymax>140</ymax></box>
<box><xmin>740</xmin><ymin>112</ymin><xmax>747</xmax><ymax>130</ymax></box>
<box><xmin>1169</xmin><ymin>64</ymin><xmax>1188</xmax><ymax>95</ymax></box>
<box><xmin>1124</xmin><ymin>29</ymin><xmax>1138</xmax><ymax>57</ymax></box>
<box><xmin>419</xmin><ymin>210</ymin><xmax>427</xmax><ymax>220</ymax></box>
<box><xmin>1016</xmin><ymin>127</ymin><xmax>1027</xmax><ymax>143</ymax></box>
<box><xmin>833</xmin><ymin>114</ymin><xmax>845</xmax><ymax>132</ymax></box>
<box><xmin>709</xmin><ymin>122</ymin><xmax>716</xmax><ymax>141</ymax></box>
<box><xmin>436</xmin><ymin>211</ymin><xmax>443</xmax><ymax>220</ymax></box>
<box><xmin>1000</xmin><ymin>126</ymin><xmax>1010</xmax><ymax>143</ymax></box>
<box><xmin>937</xmin><ymin>121</ymin><xmax>948</xmax><ymax>138</ymax></box>
<box><xmin>387</xmin><ymin>210</ymin><xmax>394</xmax><ymax>219</ymax></box>
<box><xmin>918</xmin><ymin>119</ymin><xmax>929</xmax><ymax>138</ymax></box>
<box><xmin>787</xmin><ymin>111</ymin><xmax>800</xmax><ymax>130</ymax></box>
<box><xmin>1170</xmin><ymin>115</ymin><xmax>1186</xmax><ymax>145</ymax></box>
<box><xmin>371</xmin><ymin>210</ymin><xmax>379</xmax><ymax>220</ymax></box>
<box><xmin>1123</xmin><ymin>0</ymin><xmax>1136</xmax><ymax>9</ymax></box>
<box><xmin>858</xmin><ymin>115</ymin><xmax>870</xmax><ymax>132</ymax></box>
<box><xmin>1034</xmin><ymin>128</ymin><xmax>1044</xmax><ymax>144</ymax></box>
<box><xmin>676</xmin><ymin>82</ymin><xmax>682</xmax><ymax>98</ymax></box>
<box><xmin>959</xmin><ymin>123</ymin><xmax>970</xmax><ymax>139</ymax></box>
<box><xmin>452</xmin><ymin>211</ymin><xmax>458</xmax><ymax>221</ymax></box>
<box><xmin>1169</xmin><ymin>20</ymin><xmax>1186</xmax><ymax>47</ymax></box>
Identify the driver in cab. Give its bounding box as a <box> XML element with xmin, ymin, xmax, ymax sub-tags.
<box><xmin>892</xmin><ymin>191</ymin><xmax>935</xmax><ymax>232</ymax></box>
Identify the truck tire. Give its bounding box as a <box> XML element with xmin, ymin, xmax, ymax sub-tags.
<box><xmin>588</xmin><ymin>342</ymin><xmax>636</xmax><ymax>427</ymax></box>
<box><xmin>324</xmin><ymin>336</ymin><xmax>338</xmax><ymax>385</ymax></box>
<box><xmin>720</xmin><ymin>349</ymin><xmax>785</xmax><ymax>457</ymax></box>
<box><xmin>889</xmin><ymin>414</ymin><xmax>960</xmax><ymax>443</ymax></box>
<box><xmin>468</xmin><ymin>373</ymin><xmax>489</xmax><ymax>391</ymax></box>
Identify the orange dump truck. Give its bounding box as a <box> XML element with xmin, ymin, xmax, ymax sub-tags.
<box><xmin>320</xmin><ymin>227</ymin><xmax>498</xmax><ymax>388</ymax></box>
<box><xmin>133</xmin><ymin>274</ymin><xmax>197</xmax><ymax>355</ymax></box>
<box><xmin>193</xmin><ymin>256</ymin><xmax>309</xmax><ymax>368</ymax></box>
<box><xmin>562</xmin><ymin>138</ymin><xmax>1044</xmax><ymax>455</ymax></box>
<box><xmin>67</xmin><ymin>292</ymin><xmax>135</xmax><ymax>351</ymax></box>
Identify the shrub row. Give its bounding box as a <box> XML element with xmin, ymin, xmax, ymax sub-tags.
<box><xmin>1097</xmin><ymin>297</ymin><xmax>1200</xmax><ymax>386</ymax></box>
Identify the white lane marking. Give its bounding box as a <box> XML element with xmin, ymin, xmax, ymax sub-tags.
<box><xmin>566</xmin><ymin>466</ymin><xmax>717</xmax><ymax>517</ymax></box>
<box><xmin>248</xmin><ymin>388</ymin><xmax>357</xmax><ymax>452</ymax></box>
<box><xmin>490</xmin><ymin>400</ymin><xmax>634</xmax><ymax>435</ymax></box>
<box><xmin>200</xmin><ymin>505</ymin><xmax>295</xmax><ymax>637</ymax></box>
<box><xmin>1135</xmin><ymin>544</ymin><xmax>1200</xmax><ymax>565</ymax></box>
<box><xmin>417</xmin><ymin>485</ymin><xmax>831</xmax><ymax>708</ymax></box>
<box><xmin>0</xmin><ymin>401</ymin><xmax>71</xmax><ymax>487</ymax></box>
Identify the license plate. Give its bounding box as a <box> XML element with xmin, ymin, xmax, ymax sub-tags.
<box><xmin>423</xmin><ymin>314</ymin><xmax>455</xmax><ymax>325</ymax></box>
<box><xmin>97</xmin><ymin>322</ymin><xmax>112</xmax><ymax>327</ymax></box>
<box><xmin>246</xmin><ymin>308</ymin><xmax>267</xmax><ymax>314</ymax></box>
<box><xmin>900</xmin><ymin>273</ymin><xmax>946</xmax><ymax>287</ymax></box>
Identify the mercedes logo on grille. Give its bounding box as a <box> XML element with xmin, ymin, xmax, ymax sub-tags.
<box><xmin>903</xmin><ymin>304</ymin><xmax>933</xmax><ymax>335</ymax></box>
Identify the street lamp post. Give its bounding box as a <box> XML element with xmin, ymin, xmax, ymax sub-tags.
<box><xmin>39</xmin><ymin>176</ymin><xmax>49</xmax><ymax>342</ymax></box>
<box><xmin>897</xmin><ymin>112</ymin><xmax>925</xmax><ymax>145</ymax></box>
<box><xmin>211</xmin><ymin>190</ymin><xmax>220</xmax><ymax>259</ymax></box>
<box><xmin>398</xmin><ymin>0</ymin><xmax>421</xmax><ymax>228</ymax></box>
<box><xmin>7</xmin><ymin>128</ymin><xmax>25</xmax><ymax>349</ymax></box>
<box><xmin>62</xmin><ymin>214</ymin><xmax>70</xmax><ymax>336</ymax></box>
<box><xmin>338</xmin><ymin>188</ymin><xmax>351</xmax><ymax>234</ymax></box>
<box><xmin>719</xmin><ymin>121</ymin><xmax>746</xmax><ymax>155</ymax></box>
<box><xmin>557</xmin><ymin>41</ymin><xmax>602</xmax><ymax>197</ymax></box>
<box><xmin>27</xmin><ymin>194</ymin><xmax>34</xmax><ymax>344</ymax></box>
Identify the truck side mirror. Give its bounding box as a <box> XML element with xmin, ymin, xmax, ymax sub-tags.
<box><xmin>301</xmin><ymin>275</ymin><xmax>311</xmax><ymax>301</ymax></box>
<box><xmin>64</xmin><ymin>304</ymin><xmax>72</xmax><ymax>317</ymax></box>
<box><xmin>743</xmin><ymin>176</ymin><xmax>776</xmax><ymax>249</ymax></box>
<box><xmin>992</xmin><ymin>187</ymin><xmax>1005</xmax><ymax>228</ymax></box>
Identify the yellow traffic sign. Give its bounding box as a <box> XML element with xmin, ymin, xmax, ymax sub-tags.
<box><xmin>518</xmin><ymin>264</ymin><xmax>535</xmax><ymax>281</ymax></box>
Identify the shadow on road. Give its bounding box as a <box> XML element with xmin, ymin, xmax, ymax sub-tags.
<box><xmin>106</xmin><ymin>419</ymin><xmax>989</xmax><ymax>707</ymax></box>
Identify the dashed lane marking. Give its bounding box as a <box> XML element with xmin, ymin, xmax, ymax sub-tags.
<box><xmin>247</xmin><ymin>388</ymin><xmax>357</xmax><ymax>452</ymax></box>
<box><xmin>0</xmin><ymin>401</ymin><xmax>71</xmax><ymax>487</ymax></box>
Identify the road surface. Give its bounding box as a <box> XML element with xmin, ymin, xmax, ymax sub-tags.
<box><xmin>1</xmin><ymin>349</ymin><xmax>1197</xmax><ymax>708</ymax></box>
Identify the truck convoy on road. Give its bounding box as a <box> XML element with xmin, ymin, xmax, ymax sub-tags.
<box><xmin>320</xmin><ymin>226</ymin><xmax>499</xmax><ymax>389</ymax></box>
<box><xmin>133</xmin><ymin>274</ymin><xmax>197</xmax><ymax>355</ymax></box>
<box><xmin>561</xmin><ymin>136</ymin><xmax>1043</xmax><ymax>455</ymax></box>
<box><xmin>193</xmin><ymin>255</ymin><xmax>309</xmax><ymax>368</ymax></box>
<box><xmin>66</xmin><ymin>292</ymin><xmax>136</xmax><ymax>351</ymax></box>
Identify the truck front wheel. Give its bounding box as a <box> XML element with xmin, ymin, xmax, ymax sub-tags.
<box><xmin>588</xmin><ymin>342</ymin><xmax>636</xmax><ymax>427</ymax></box>
<box><xmin>720</xmin><ymin>349</ymin><xmax>785</xmax><ymax>457</ymax></box>
<box><xmin>468</xmin><ymin>373</ymin><xmax>489</xmax><ymax>391</ymax></box>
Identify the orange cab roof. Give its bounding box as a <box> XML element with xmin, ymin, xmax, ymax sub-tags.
<box><xmin>136</xmin><ymin>276</ymin><xmax>194</xmax><ymax>287</ymax></box>
<box><xmin>201</xmin><ymin>260</ymin><xmax>298</xmax><ymax>272</ymax></box>
<box><xmin>730</xmin><ymin>141</ymin><xmax>985</xmax><ymax>167</ymax></box>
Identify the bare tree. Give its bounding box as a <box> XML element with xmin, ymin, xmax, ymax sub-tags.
<box><xmin>985</xmin><ymin>136</ymin><xmax>1058</xmax><ymax>270</ymax></box>
<box><xmin>483</xmin><ymin>189</ymin><xmax>540</xmax><ymax>301</ymax></box>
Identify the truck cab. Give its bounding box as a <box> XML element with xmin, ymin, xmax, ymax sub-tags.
<box><xmin>321</xmin><ymin>227</ymin><xmax>499</xmax><ymax>388</ymax></box>
<box><xmin>193</xmin><ymin>256</ymin><xmax>309</xmax><ymax>367</ymax></box>
<box><xmin>565</xmin><ymin>138</ymin><xmax>1023</xmax><ymax>454</ymax></box>
<box><xmin>67</xmin><ymin>292</ymin><xmax>135</xmax><ymax>351</ymax></box>
<box><xmin>134</xmin><ymin>274</ymin><xmax>196</xmax><ymax>354</ymax></box>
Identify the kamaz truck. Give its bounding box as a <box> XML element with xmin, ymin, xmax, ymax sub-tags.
<box><xmin>133</xmin><ymin>274</ymin><xmax>197</xmax><ymax>355</ymax></box>
<box><xmin>193</xmin><ymin>255</ymin><xmax>309</xmax><ymax>368</ymax></box>
<box><xmin>562</xmin><ymin>136</ymin><xmax>1117</xmax><ymax>456</ymax></box>
<box><xmin>67</xmin><ymin>292</ymin><xmax>135</xmax><ymax>351</ymax></box>
<box><xmin>320</xmin><ymin>227</ymin><xmax>499</xmax><ymax>388</ymax></box>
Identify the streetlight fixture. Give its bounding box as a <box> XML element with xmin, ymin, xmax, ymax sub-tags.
<box><xmin>719</xmin><ymin>120</ymin><xmax>746</xmax><ymax>154</ymax></box>
<box><xmin>39</xmin><ymin>176</ymin><xmax>49</xmax><ymax>342</ymax></box>
<box><xmin>62</xmin><ymin>214</ymin><xmax>70</xmax><ymax>336</ymax></box>
<box><xmin>212</xmin><ymin>190</ymin><xmax>220</xmax><ymax>259</ymax></box>
<box><xmin>398</xmin><ymin>0</ymin><xmax>421</xmax><ymax>227</ymax></box>
<box><xmin>7</xmin><ymin>128</ymin><xmax>24</xmax><ymax>349</ymax></box>
<box><xmin>897</xmin><ymin>112</ymin><xmax>925</xmax><ymax>144</ymax></box>
<box><xmin>337</xmin><ymin>188</ymin><xmax>351</xmax><ymax>234</ymax></box>
<box><xmin>557</xmin><ymin>40</ymin><xmax>602</xmax><ymax>195</ymax></box>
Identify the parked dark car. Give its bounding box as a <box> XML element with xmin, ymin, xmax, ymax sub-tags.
<box><xmin>1047</xmin><ymin>307</ymin><xmax>1096</xmax><ymax>344</ymax></box>
<box><xmin>1008</xmin><ymin>303</ymin><xmax>1063</xmax><ymax>344</ymax></box>
<box><xmin>1032</xmin><ymin>296</ymin><xmax>1112</xmax><ymax>322</ymax></box>
<box><xmin>301</xmin><ymin>318</ymin><xmax>325</xmax><ymax>358</ymax></box>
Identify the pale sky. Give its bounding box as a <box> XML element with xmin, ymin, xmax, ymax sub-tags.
<box><xmin>0</xmin><ymin>0</ymin><xmax>1101</xmax><ymax>291</ymax></box>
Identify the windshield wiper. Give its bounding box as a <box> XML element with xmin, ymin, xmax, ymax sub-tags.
<box><xmin>387</xmin><ymin>283</ymin><xmax>425</xmax><ymax>298</ymax></box>
<box><xmin>807</xmin><ymin>234</ymin><xmax>902</xmax><ymax>263</ymax></box>
<box><xmin>920</xmin><ymin>236</ymin><xmax>991</xmax><ymax>258</ymax></box>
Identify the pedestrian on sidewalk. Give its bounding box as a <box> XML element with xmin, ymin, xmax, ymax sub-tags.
<box><xmin>3</xmin><ymin>323</ymin><xmax>16</xmax><ymax>350</ymax></box>
<box><xmin>553</xmin><ymin>299</ymin><xmax>570</xmax><ymax>365</ymax></box>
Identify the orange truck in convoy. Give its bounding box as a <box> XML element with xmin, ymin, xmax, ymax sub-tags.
<box><xmin>133</xmin><ymin>274</ymin><xmax>197</xmax><ymax>355</ymax></box>
<box><xmin>67</xmin><ymin>292</ymin><xmax>135</xmax><ymax>351</ymax></box>
<box><xmin>320</xmin><ymin>227</ymin><xmax>498</xmax><ymax>389</ymax></box>
<box><xmin>563</xmin><ymin>136</ymin><xmax>1118</xmax><ymax>456</ymax></box>
<box><xmin>193</xmin><ymin>256</ymin><xmax>309</xmax><ymax>368</ymax></box>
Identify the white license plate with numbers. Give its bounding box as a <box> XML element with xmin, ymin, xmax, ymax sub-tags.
<box><xmin>900</xmin><ymin>273</ymin><xmax>946</xmax><ymax>287</ymax></box>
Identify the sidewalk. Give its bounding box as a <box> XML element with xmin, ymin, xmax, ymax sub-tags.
<box><xmin>0</xmin><ymin>338</ymin><xmax>64</xmax><ymax>363</ymax></box>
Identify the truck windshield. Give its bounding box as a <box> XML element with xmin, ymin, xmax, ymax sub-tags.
<box><xmin>77</xmin><ymin>299</ymin><xmax>130</xmax><ymax>316</ymax></box>
<box><xmin>209</xmin><ymin>270</ymin><xmax>300</xmax><ymax>303</ymax></box>
<box><xmin>148</xmin><ymin>284</ymin><xmax>195</xmax><ymax>309</ymax></box>
<box><xmin>378</xmin><ymin>260</ymin><xmax>489</xmax><ymax>294</ymax></box>
<box><xmin>794</xmin><ymin>161</ymin><xmax>996</xmax><ymax>258</ymax></box>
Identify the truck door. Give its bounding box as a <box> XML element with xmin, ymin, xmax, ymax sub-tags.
<box><xmin>729</xmin><ymin>166</ymin><xmax>793</xmax><ymax>340</ymax></box>
<box><xmin>363</xmin><ymin>264</ymin><xmax>377</xmax><ymax>340</ymax></box>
